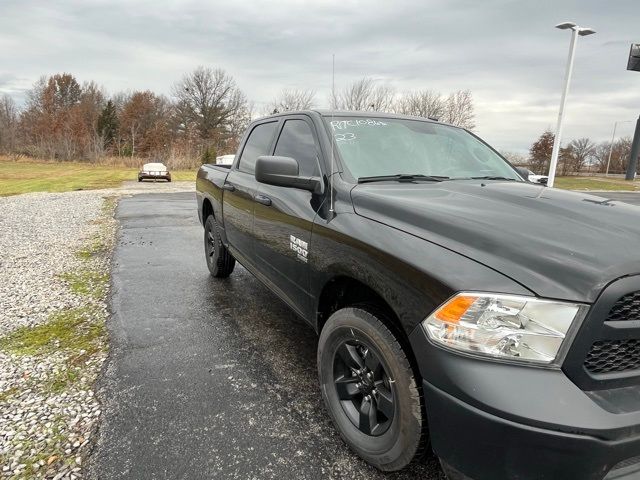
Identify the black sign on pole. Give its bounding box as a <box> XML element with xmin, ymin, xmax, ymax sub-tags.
<box><xmin>628</xmin><ymin>44</ymin><xmax>640</xmax><ymax>72</ymax></box>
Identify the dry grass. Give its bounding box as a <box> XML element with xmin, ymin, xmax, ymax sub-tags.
<box><xmin>0</xmin><ymin>156</ymin><xmax>196</xmax><ymax>196</ymax></box>
<box><xmin>554</xmin><ymin>176</ymin><xmax>640</xmax><ymax>191</ymax></box>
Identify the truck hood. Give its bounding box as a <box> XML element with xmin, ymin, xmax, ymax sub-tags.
<box><xmin>351</xmin><ymin>181</ymin><xmax>640</xmax><ymax>303</ymax></box>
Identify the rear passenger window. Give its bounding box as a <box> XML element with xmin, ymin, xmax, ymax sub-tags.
<box><xmin>274</xmin><ymin>120</ymin><xmax>320</xmax><ymax>177</ymax></box>
<box><xmin>238</xmin><ymin>122</ymin><xmax>278</xmax><ymax>174</ymax></box>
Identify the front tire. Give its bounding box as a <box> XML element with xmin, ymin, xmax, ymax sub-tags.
<box><xmin>204</xmin><ymin>215</ymin><xmax>235</xmax><ymax>278</ymax></box>
<box><xmin>318</xmin><ymin>307</ymin><xmax>426</xmax><ymax>471</ymax></box>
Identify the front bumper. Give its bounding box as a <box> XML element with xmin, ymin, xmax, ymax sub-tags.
<box><xmin>409</xmin><ymin>326</ymin><xmax>640</xmax><ymax>480</ymax></box>
<box><xmin>138</xmin><ymin>172</ymin><xmax>171</xmax><ymax>181</ymax></box>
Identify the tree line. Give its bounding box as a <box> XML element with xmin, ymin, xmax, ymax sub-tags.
<box><xmin>0</xmin><ymin>67</ymin><xmax>632</xmax><ymax>175</ymax></box>
<box><xmin>0</xmin><ymin>68</ymin><xmax>476</xmax><ymax>168</ymax></box>
<box><xmin>0</xmin><ymin>68</ymin><xmax>252</xmax><ymax>168</ymax></box>
<box><xmin>265</xmin><ymin>80</ymin><xmax>475</xmax><ymax>129</ymax></box>
<box><xmin>501</xmin><ymin>130</ymin><xmax>634</xmax><ymax>176</ymax></box>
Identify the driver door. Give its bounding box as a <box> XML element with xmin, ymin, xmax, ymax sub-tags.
<box><xmin>252</xmin><ymin>116</ymin><xmax>324</xmax><ymax>318</ymax></box>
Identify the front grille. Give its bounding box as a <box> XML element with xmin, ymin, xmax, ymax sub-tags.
<box><xmin>605</xmin><ymin>292</ymin><xmax>640</xmax><ymax>322</ymax></box>
<box><xmin>584</xmin><ymin>339</ymin><xmax>640</xmax><ymax>374</ymax></box>
<box><xmin>565</xmin><ymin>278</ymin><xmax>640</xmax><ymax>390</ymax></box>
<box><xmin>583</xmin><ymin>292</ymin><xmax>640</xmax><ymax>375</ymax></box>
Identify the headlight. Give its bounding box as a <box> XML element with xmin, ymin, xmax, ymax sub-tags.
<box><xmin>423</xmin><ymin>293</ymin><xmax>586</xmax><ymax>364</ymax></box>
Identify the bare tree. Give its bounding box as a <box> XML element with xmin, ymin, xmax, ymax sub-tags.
<box><xmin>442</xmin><ymin>90</ymin><xmax>475</xmax><ymax>129</ymax></box>
<box><xmin>593</xmin><ymin>137</ymin><xmax>632</xmax><ymax>174</ymax></box>
<box><xmin>568</xmin><ymin>138</ymin><xmax>595</xmax><ymax>174</ymax></box>
<box><xmin>500</xmin><ymin>150</ymin><xmax>527</xmax><ymax>166</ymax></box>
<box><xmin>0</xmin><ymin>95</ymin><xmax>18</xmax><ymax>152</ymax></box>
<box><xmin>331</xmin><ymin>77</ymin><xmax>395</xmax><ymax>112</ymax></box>
<box><xmin>558</xmin><ymin>145</ymin><xmax>575</xmax><ymax>176</ymax></box>
<box><xmin>268</xmin><ymin>89</ymin><xmax>315</xmax><ymax>113</ymax></box>
<box><xmin>395</xmin><ymin>90</ymin><xmax>445</xmax><ymax>119</ymax></box>
<box><xmin>171</xmin><ymin>66</ymin><xmax>248</xmax><ymax>149</ymax></box>
<box><xmin>224</xmin><ymin>99</ymin><xmax>252</xmax><ymax>154</ymax></box>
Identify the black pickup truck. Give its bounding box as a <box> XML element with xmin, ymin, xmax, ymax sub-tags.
<box><xmin>196</xmin><ymin>110</ymin><xmax>640</xmax><ymax>480</ymax></box>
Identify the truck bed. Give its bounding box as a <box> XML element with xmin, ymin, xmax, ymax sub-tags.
<box><xmin>196</xmin><ymin>163</ymin><xmax>230</xmax><ymax>225</ymax></box>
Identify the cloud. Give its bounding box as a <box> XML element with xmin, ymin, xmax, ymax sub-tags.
<box><xmin>0</xmin><ymin>0</ymin><xmax>638</xmax><ymax>152</ymax></box>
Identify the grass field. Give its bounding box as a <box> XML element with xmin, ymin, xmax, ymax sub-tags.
<box><xmin>0</xmin><ymin>160</ymin><xmax>196</xmax><ymax>197</ymax></box>
<box><xmin>2</xmin><ymin>158</ymin><xmax>640</xmax><ymax>196</ymax></box>
<box><xmin>553</xmin><ymin>176</ymin><xmax>640</xmax><ymax>191</ymax></box>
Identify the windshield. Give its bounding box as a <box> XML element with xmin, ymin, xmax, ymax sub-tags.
<box><xmin>325</xmin><ymin>116</ymin><xmax>522</xmax><ymax>182</ymax></box>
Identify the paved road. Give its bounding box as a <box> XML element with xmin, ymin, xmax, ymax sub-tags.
<box><xmin>592</xmin><ymin>191</ymin><xmax>640</xmax><ymax>205</ymax></box>
<box><xmin>89</xmin><ymin>192</ymin><xmax>441</xmax><ymax>480</ymax></box>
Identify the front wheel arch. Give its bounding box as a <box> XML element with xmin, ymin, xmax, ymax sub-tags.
<box><xmin>315</xmin><ymin>277</ymin><xmax>416</xmax><ymax>372</ymax></box>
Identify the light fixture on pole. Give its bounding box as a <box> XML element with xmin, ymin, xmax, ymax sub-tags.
<box><xmin>606</xmin><ymin>120</ymin><xmax>633</xmax><ymax>176</ymax></box>
<box><xmin>546</xmin><ymin>22</ymin><xmax>596</xmax><ymax>188</ymax></box>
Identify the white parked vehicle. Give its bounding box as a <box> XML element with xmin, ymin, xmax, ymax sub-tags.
<box><xmin>524</xmin><ymin>169</ymin><xmax>548</xmax><ymax>185</ymax></box>
<box><xmin>138</xmin><ymin>162</ymin><xmax>171</xmax><ymax>182</ymax></box>
<box><xmin>215</xmin><ymin>155</ymin><xmax>235</xmax><ymax>166</ymax></box>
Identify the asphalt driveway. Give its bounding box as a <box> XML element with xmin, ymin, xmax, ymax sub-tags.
<box><xmin>88</xmin><ymin>192</ymin><xmax>441</xmax><ymax>479</ymax></box>
<box><xmin>592</xmin><ymin>191</ymin><xmax>640</xmax><ymax>205</ymax></box>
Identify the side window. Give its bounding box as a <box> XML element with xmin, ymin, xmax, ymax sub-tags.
<box><xmin>274</xmin><ymin>119</ymin><xmax>320</xmax><ymax>177</ymax></box>
<box><xmin>238</xmin><ymin>122</ymin><xmax>278</xmax><ymax>174</ymax></box>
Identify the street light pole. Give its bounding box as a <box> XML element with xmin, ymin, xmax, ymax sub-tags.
<box><xmin>547</xmin><ymin>22</ymin><xmax>596</xmax><ymax>188</ymax></box>
<box><xmin>606</xmin><ymin>120</ymin><xmax>633</xmax><ymax>176</ymax></box>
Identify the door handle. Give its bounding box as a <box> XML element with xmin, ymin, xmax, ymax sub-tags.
<box><xmin>255</xmin><ymin>194</ymin><xmax>272</xmax><ymax>206</ymax></box>
<box><xmin>222</xmin><ymin>183</ymin><xmax>236</xmax><ymax>192</ymax></box>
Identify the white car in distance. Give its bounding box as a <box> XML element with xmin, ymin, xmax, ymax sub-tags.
<box><xmin>138</xmin><ymin>162</ymin><xmax>171</xmax><ymax>182</ymax></box>
<box><xmin>215</xmin><ymin>155</ymin><xmax>235</xmax><ymax>166</ymax></box>
<box><xmin>524</xmin><ymin>169</ymin><xmax>548</xmax><ymax>185</ymax></box>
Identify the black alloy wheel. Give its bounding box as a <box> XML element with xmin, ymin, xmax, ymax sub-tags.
<box><xmin>318</xmin><ymin>307</ymin><xmax>426</xmax><ymax>472</ymax></box>
<box><xmin>205</xmin><ymin>227</ymin><xmax>216</xmax><ymax>260</ymax></box>
<box><xmin>333</xmin><ymin>340</ymin><xmax>395</xmax><ymax>436</ymax></box>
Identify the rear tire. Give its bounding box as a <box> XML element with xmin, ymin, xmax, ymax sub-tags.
<box><xmin>204</xmin><ymin>215</ymin><xmax>235</xmax><ymax>278</ymax></box>
<box><xmin>318</xmin><ymin>307</ymin><xmax>426</xmax><ymax>471</ymax></box>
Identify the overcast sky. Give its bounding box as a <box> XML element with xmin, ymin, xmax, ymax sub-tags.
<box><xmin>1</xmin><ymin>0</ymin><xmax>638</xmax><ymax>152</ymax></box>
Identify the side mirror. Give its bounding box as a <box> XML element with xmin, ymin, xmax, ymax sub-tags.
<box><xmin>515</xmin><ymin>167</ymin><xmax>531</xmax><ymax>181</ymax></box>
<box><xmin>255</xmin><ymin>156</ymin><xmax>323</xmax><ymax>193</ymax></box>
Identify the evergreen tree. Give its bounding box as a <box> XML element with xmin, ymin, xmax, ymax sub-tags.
<box><xmin>98</xmin><ymin>100</ymin><xmax>118</xmax><ymax>148</ymax></box>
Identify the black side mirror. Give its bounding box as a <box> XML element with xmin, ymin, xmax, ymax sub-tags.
<box><xmin>515</xmin><ymin>167</ymin><xmax>530</xmax><ymax>181</ymax></box>
<box><xmin>255</xmin><ymin>156</ymin><xmax>323</xmax><ymax>193</ymax></box>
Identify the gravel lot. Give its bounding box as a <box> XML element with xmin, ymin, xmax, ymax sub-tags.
<box><xmin>0</xmin><ymin>182</ymin><xmax>193</xmax><ymax>479</ymax></box>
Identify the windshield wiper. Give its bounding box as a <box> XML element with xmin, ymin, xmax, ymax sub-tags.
<box><xmin>358</xmin><ymin>174</ymin><xmax>449</xmax><ymax>184</ymax></box>
<box><xmin>468</xmin><ymin>176</ymin><xmax>517</xmax><ymax>181</ymax></box>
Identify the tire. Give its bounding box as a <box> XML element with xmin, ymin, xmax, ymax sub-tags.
<box><xmin>204</xmin><ymin>215</ymin><xmax>235</xmax><ymax>278</ymax></box>
<box><xmin>318</xmin><ymin>307</ymin><xmax>426</xmax><ymax>471</ymax></box>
